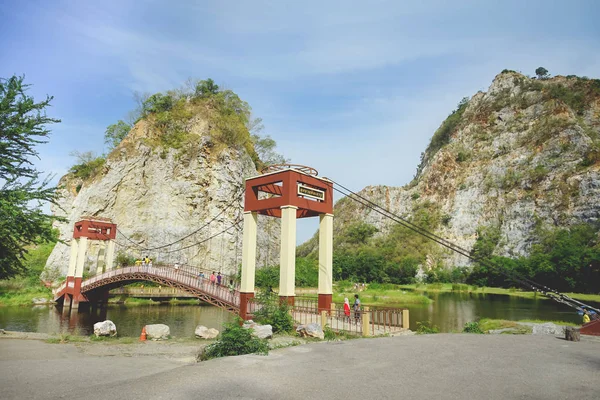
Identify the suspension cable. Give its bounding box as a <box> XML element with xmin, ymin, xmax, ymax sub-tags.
<box><xmin>330</xmin><ymin>178</ymin><xmax>599</xmax><ymax>314</ymax></box>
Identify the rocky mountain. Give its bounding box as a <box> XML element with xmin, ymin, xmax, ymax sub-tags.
<box><xmin>301</xmin><ymin>71</ymin><xmax>600</xmax><ymax>268</ymax></box>
<box><xmin>44</xmin><ymin>102</ymin><xmax>280</xmax><ymax>279</ymax></box>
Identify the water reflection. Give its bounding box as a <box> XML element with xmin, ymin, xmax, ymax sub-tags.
<box><xmin>0</xmin><ymin>304</ymin><xmax>233</xmax><ymax>337</ymax></box>
<box><xmin>0</xmin><ymin>293</ymin><xmax>590</xmax><ymax>336</ymax></box>
<box><xmin>408</xmin><ymin>292</ymin><xmax>583</xmax><ymax>332</ymax></box>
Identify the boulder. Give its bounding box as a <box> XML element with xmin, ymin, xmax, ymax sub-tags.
<box><xmin>32</xmin><ymin>298</ymin><xmax>49</xmax><ymax>305</ymax></box>
<box><xmin>94</xmin><ymin>320</ymin><xmax>117</xmax><ymax>337</ymax></box>
<box><xmin>195</xmin><ymin>325</ymin><xmax>219</xmax><ymax>339</ymax></box>
<box><xmin>145</xmin><ymin>324</ymin><xmax>170</xmax><ymax>340</ymax></box>
<box><xmin>242</xmin><ymin>321</ymin><xmax>273</xmax><ymax>339</ymax></box>
<box><xmin>532</xmin><ymin>322</ymin><xmax>564</xmax><ymax>336</ymax></box>
<box><xmin>296</xmin><ymin>323</ymin><xmax>324</xmax><ymax>339</ymax></box>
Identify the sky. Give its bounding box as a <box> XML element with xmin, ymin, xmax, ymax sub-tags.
<box><xmin>2</xmin><ymin>0</ymin><xmax>599</xmax><ymax>243</ymax></box>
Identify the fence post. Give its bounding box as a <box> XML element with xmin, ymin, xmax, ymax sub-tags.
<box><xmin>402</xmin><ymin>309</ymin><xmax>410</xmax><ymax>330</ymax></box>
<box><xmin>362</xmin><ymin>307</ymin><xmax>371</xmax><ymax>337</ymax></box>
<box><xmin>330</xmin><ymin>302</ymin><xmax>336</xmax><ymax>316</ymax></box>
<box><xmin>321</xmin><ymin>310</ymin><xmax>327</xmax><ymax>328</ymax></box>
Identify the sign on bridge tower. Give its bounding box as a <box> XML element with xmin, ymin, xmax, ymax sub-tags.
<box><xmin>240</xmin><ymin>165</ymin><xmax>334</xmax><ymax>320</ymax></box>
<box><xmin>63</xmin><ymin>218</ymin><xmax>117</xmax><ymax>309</ymax></box>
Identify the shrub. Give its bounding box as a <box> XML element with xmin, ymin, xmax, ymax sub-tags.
<box><xmin>416</xmin><ymin>321</ymin><xmax>439</xmax><ymax>334</ymax></box>
<box><xmin>463</xmin><ymin>321</ymin><xmax>484</xmax><ymax>334</ymax></box>
<box><xmin>200</xmin><ymin>320</ymin><xmax>269</xmax><ymax>361</ymax></box>
<box><xmin>69</xmin><ymin>156</ymin><xmax>106</xmax><ymax>180</ymax></box>
<box><xmin>323</xmin><ymin>325</ymin><xmax>337</xmax><ymax>341</ymax></box>
<box><xmin>253</xmin><ymin>293</ymin><xmax>294</xmax><ymax>334</ymax></box>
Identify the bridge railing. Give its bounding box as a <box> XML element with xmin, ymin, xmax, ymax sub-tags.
<box><xmin>81</xmin><ymin>265</ymin><xmax>241</xmax><ymax>308</ymax></box>
<box><xmin>288</xmin><ymin>299</ymin><xmax>407</xmax><ymax>336</ymax></box>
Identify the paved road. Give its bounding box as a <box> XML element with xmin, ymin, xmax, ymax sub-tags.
<box><xmin>1</xmin><ymin>334</ymin><xmax>598</xmax><ymax>399</ymax></box>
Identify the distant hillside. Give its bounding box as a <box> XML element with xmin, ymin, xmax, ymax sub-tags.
<box><xmin>300</xmin><ymin>71</ymin><xmax>600</xmax><ymax>271</ymax></box>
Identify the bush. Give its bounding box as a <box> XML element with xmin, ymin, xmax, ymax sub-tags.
<box><xmin>253</xmin><ymin>293</ymin><xmax>294</xmax><ymax>334</ymax></box>
<box><xmin>463</xmin><ymin>321</ymin><xmax>484</xmax><ymax>334</ymax></box>
<box><xmin>416</xmin><ymin>321</ymin><xmax>439</xmax><ymax>334</ymax></box>
<box><xmin>200</xmin><ymin>320</ymin><xmax>269</xmax><ymax>361</ymax></box>
<box><xmin>69</xmin><ymin>156</ymin><xmax>106</xmax><ymax>180</ymax></box>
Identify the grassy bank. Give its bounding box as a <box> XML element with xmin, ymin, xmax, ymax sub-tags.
<box><xmin>478</xmin><ymin>318</ymin><xmax>580</xmax><ymax>334</ymax></box>
<box><xmin>397</xmin><ymin>283</ymin><xmax>600</xmax><ymax>303</ymax></box>
<box><xmin>0</xmin><ymin>278</ymin><xmax>52</xmax><ymax>306</ymax></box>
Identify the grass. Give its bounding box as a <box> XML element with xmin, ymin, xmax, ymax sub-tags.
<box><xmin>332</xmin><ymin>289</ymin><xmax>431</xmax><ymax>307</ymax></box>
<box><xmin>397</xmin><ymin>283</ymin><xmax>600</xmax><ymax>303</ymax></box>
<box><xmin>0</xmin><ymin>278</ymin><xmax>53</xmax><ymax>306</ymax></box>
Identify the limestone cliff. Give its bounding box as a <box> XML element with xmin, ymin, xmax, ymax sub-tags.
<box><xmin>301</xmin><ymin>72</ymin><xmax>600</xmax><ymax>267</ymax></box>
<box><xmin>44</xmin><ymin>116</ymin><xmax>280</xmax><ymax>278</ymax></box>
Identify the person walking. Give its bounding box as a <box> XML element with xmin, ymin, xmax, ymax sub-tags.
<box><xmin>210</xmin><ymin>271</ymin><xmax>216</xmax><ymax>286</ymax></box>
<box><xmin>217</xmin><ymin>272</ymin><xmax>222</xmax><ymax>286</ymax></box>
<box><xmin>343</xmin><ymin>298</ymin><xmax>351</xmax><ymax>322</ymax></box>
<box><xmin>353</xmin><ymin>294</ymin><xmax>361</xmax><ymax>324</ymax></box>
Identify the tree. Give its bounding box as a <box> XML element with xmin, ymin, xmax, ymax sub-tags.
<box><xmin>195</xmin><ymin>78</ymin><xmax>220</xmax><ymax>98</ymax></box>
<box><xmin>104</xmin><ymin>120</ymin><xmax>131</xmax><ymax>150</ymax></box>
<box><xmin>0</xmin><ymin>75</ymin><xmax>60</xmax><ymax>279</ymax></box>
<box><xmin>535</xmin><ymin>67</ymin><xmax>549</xmax><ymax>80</ymax></box>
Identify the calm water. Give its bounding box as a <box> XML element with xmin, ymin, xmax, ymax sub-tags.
<box><xmin>0</xmin><ymin>304</ymin><xmax>233</xmax><ymax>337</ymax></box>
<box><xmin>407</xmin><ymin>291</ymin><xmax>586</xmax><ymax>332</ymax></box>
<box><xmin>0</xmin><ymin>292</ymin><xmax>592</xmax><ymax>336</ymax></box>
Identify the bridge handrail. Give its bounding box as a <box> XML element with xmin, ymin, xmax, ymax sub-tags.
<box><xmin>80</xmin><ymin>265</ymin><xmax>241</xmax><ymax>307</ymax></box>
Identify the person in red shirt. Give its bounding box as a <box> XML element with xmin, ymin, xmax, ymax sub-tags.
<box><xmin>343</xmin><ymin>297</ymin><xmax>351</xmax><ymax>322</ymax></box>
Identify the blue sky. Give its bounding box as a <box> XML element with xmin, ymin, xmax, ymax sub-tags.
<box><xmin>2</xmin><ymin>0</ymin><xmax>599</xmax><ymax>242</ymax></box>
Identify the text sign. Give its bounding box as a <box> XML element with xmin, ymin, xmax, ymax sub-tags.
<box><xmin>297</xmin><ymin>183</ymin><xmax>325</xmax><ymax>201</ymax></box>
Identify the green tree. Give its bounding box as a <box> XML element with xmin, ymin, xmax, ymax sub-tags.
<box><xmin>104</xmin><ymin>120</ymin><xmax>131</xmax><ymax>150</ymax></box>
<box><xmin>0</xmin><ymin>75</ymin><xmax>60</xmax><ymax>279</ymax></box>
<box><xmin>535</xmin><ymin>67</ymin><xmax>549</xmax><ymax>80</ymax></box>
<box><xmin>195</xmin><ymin>78</ymin><xmax>220</xmax><ymax>98</ymax></box>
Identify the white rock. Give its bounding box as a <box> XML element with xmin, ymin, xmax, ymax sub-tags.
<box><xmin>195</xmin><ymin>325</ymin><xmax>219</xmax><ymax>339</ymax></box>
<box><xmin>32</xmin><ymin>298</ymin><xmax>49</xmax><ymax>305</ymax></box>
<box><xmin>532</xmin><ymin>322</ymin><xmax>564</xmax><ymax>336</ymax></box>
<box><xmin>242</xmin><ymin>322</ymin><xmax>273</xmax><ymax>339</ymax></box>
<box><xmin>145</xmin><ymin>324</ymin><xmax>170</xmax><ymax>340</ymax></box>
<box><xmin>94</xmin><ymin>320</ymin><xmax>117</xmax><ymax>337</ymax></box>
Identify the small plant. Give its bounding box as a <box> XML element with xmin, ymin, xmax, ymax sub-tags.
<box><xmin>323</xmin><ymin>325</ymin><xmax>337</xmax><ymax>341</ymax></box>
<box><xmin>463</xmin><ymin>321</ymin><xmax>484</xmax><ymax>334</ymax></box>
<box><xmin>200</xmin><ymin>320</ymin><xmax>269</xmax><ymax>361</ymax></box>
<box><xmin>411</xmin><ymin>193</ymin><xmax>420</xmax><ymax>200</ymax></box>
<box><xmin>416</xmin><ymin>321</ymin><xmax>439</xmax><ymax>334</ymax></box>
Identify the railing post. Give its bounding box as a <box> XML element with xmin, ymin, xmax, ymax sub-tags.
<box><xmin>321</xmin><ymin>310</ymin><xmax>327</xmax><ymax>329</ymax></box>
<box><xmin>362</xmin><ymin>307</ymin><xmax>371</xmax><ymax>337</ymax></box>
<box><xmin>402</xmin><ymin>309</ymin><xmax>410</xmax><ymax>330</ymax></box>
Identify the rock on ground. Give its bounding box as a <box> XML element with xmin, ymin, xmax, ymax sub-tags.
<box><xmin>242</xmin><ymin>321</ymin><xmax>273</xmax><ymax>339</ymax></box>
<box><xmin>531</xmin><ymin>322</ymin><xmax>565</xmax><ymax>336</ymax></box>
<box><xmin>296</xmin><ymin>323</ymin><xmax>324</xmax><ymax>339</ymax></box>
<box><xmin>94</xmin><ymin>320</ymin><xmax>117</xmax><ymax>337</ymax></box>
<box><xmin>32</xmin><ymin>298</ymin><xmax>49</xmax><ymax>305</ymax></box>
<box><xmin>145</xmin><ymin>324</ymin><xmax>170</xmax><ymax>340</ymax></box>
<box><xmin>195</xmin><ymin>325</ymin><xmax>219</xmax><ymax>339</ymax></box>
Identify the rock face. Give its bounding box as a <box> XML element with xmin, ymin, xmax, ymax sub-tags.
<box><xmin>302</xmin><ymin>72</ymin><xmax>600</xmax><ymax>268</ymax></box>
<box><xmin>145</xmin><ymin>324</ymin><xmax>170</xmax><ymax>340</ymax></box>
<box><xmin>195</xmin><ymin>325</ymin><xmax>219</xmax><ymax>339</ymax></box>
<box><xmin>296</xmin><ymin>323</ymin><xmax>324</xmax><ymax>339</ymax></box>
<box><xmin>94</xmin><ymin>320</ymin><xmax>117</xmax><ymax>337</ymax></box>
<box><xmin>531</xmin><ymin>322</ymin><xmax>565</xmax><ymax>336</ymax></box>
<box><xmin>44</xmin><ymin>117</ymin><xmax>279</xmax><ymax>278</ymax></box>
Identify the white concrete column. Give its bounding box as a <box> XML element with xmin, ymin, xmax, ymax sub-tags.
<box><xmin>74</xmin><ymin>237</ymin><xmax>88</xmax><ymax>278</ymax></box>
<box><xmin>318</xmin><ymin>213</ymin><xmax>334</xmax><ymax>295</ymax></box>
<box><xmin>96</xmin><ymin>244</ymin><xmax>106</xmax><ymax>275</ymax></box>
<box><xmin>67</xmin><ymin>239</ymin><xmax>79</xmax><ymax>277</ymax></box>
<box><xmin>105</xmin><ymin>240</ymin><xmax>116</xmax><ymax>271</ymax></box>
<box><xmin>279</xmin><ymin>206</ymin><xmax>298</xmax><ymax>297</ymax></box>
<box><xmin>240</xmin><ymin>212</ymin><xmax>258</xmax><ymax>293</ymax></box>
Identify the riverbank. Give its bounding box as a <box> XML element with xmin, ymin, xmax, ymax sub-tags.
<box><xmin>397</xmin><ymin>283</ymin><xmax>600</xmax><ymax>303</ymax></box>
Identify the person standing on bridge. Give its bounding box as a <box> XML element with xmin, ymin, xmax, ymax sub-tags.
<box><xmin>210</xmin><ymin>272</ymin><xmax>216</xmax><ymax>286</ymax></box>
<box><xmin>217</xmin><ymin>272</ymin><xmax>222</xmax><ymax>286</ymax></box>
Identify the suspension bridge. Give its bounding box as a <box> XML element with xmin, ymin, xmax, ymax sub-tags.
<box><xmin>52</xmin><ymin>164</ymin><xmax>600</xmax><ymax>336</ymax></box>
